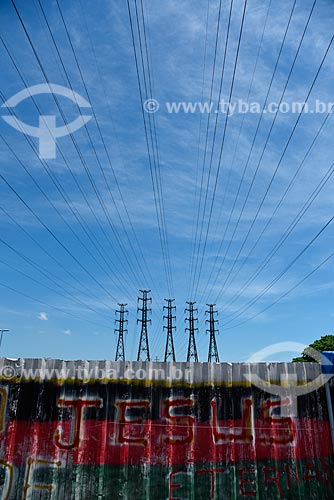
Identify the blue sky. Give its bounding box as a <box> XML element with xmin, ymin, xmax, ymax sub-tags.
<box><xmin>0</xmin><ymin>0</ymin><xmax>334</xmax><ymax>362</ymax></box>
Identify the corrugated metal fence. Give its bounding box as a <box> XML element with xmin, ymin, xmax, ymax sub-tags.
<box><xmin>0</xmin><ymin>358</ymin><xmax>332</xmax><ymax>499</ymax></box>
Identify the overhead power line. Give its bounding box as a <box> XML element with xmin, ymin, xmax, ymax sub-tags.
<box><xmin>0</xmin><ymin>243</ymin><xmax>113</xmax><ymax>321</ymax></box>
<box><xmin>127</xmin><ymin>0</ymin><xmax>174</xmax><ymax>297</ymax></box>
<box><xmin>221</xmin><ymin>110</ymin><xmax>334</xmax><ymax>310</ymax></box>
<box><xmin>193</xmin><ymin>0</ymin><xmax>248</xmax><ymax>298</ymax></box>
<box><xmin>0</xmin><ymin>35</ymin><xmax>138</xmax><ymax>298</ymax></box>
<box><xmin>0</xmin><ymin>173</ymin><xmax>118</xmax><ymax>303</ymax></box>
<box><xmin>0</xmin><ymin>281</ymin><xmax>110</xmax><ymax>330</ymax></box>
<box><xmin>198</xmin><ymin>0</ymin><xmax>273</xmax><ymax>305</ymax></box>
<box><xmin>9</xmin><ymin>1</ymin><xmax>150</xmax><ymax>293</ymax></box>
<box><xmin>211</xmin><ymin>0</ymin><xmax>320</xmax><ymax>303</ymax></box>
<box><xmin>51</xmin><ymin>0</ymin><xmax>157</xmax><ymax>290</ymax></box>
<box><xmin>222</xmin><ymin>212</ymin><xmax>334</xmax><ymax>327</ymax></box>
<box><xmin>199</xmin><ymin>0</ymin><xmax>299</xmax><ymax>304</ymax></box>
<box><xmin>188</xmin><ymin>0</ymin><xmax>224</xmax><ymax>298</ymax></box>
<box><xmin>222</xmin><ymin>250</ymin><xmax>334</xmax><ymax>332</ymax></box>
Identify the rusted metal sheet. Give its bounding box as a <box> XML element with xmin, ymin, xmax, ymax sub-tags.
<box><xmin>0</xmin><ymin>358</ymin><xmax>332</xmax><ymax>499</ymax></box>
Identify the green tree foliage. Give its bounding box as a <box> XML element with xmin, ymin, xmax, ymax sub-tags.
<box><xmin>292</xmin><ymin>334</ymin><xmax>334</xmax><ymax>362</ymax></box>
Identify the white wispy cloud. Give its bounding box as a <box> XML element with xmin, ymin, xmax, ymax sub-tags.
<box><xmin>37</xmin><ymin>312</ymin><xmax>48</xmax><ymax>321</ymax></box>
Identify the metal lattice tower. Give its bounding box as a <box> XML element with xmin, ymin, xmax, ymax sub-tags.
<box><xmin>163</xmin><ymin>299</ymin><xmax>176</xmax><ymax>362</ymax></box>
<box><xmin>115</xmin><ymin>303</ymin><xmax>128</xmax><ymax>361</ymax></box>
<box><xmin>185</xmin><ymin>301</ymin><xmax>198</xmax><ymax>362</ymax></box>
<box><xmin>137</xmin><ymin>289</ymin><xmax>152</xmax><ymax>361</ymax></box>
<box><xmin>206</xmin><ymin>304</ymin><xmax>219</xmax><ymax>363</ymax></box>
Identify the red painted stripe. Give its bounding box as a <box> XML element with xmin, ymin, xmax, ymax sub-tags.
<box><xmin>0</xmin><ymin>418</ymin><xmax>331</xmax><ymax>465</ymax></box>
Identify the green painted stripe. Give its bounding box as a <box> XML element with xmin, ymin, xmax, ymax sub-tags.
<box><xmin>2</xmin><ymin>458</ymin><xmax>333</xmax><ymax>499</ymax></box>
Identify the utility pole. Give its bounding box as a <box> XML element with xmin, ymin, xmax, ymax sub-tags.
<box><xmin>185</xmin><ymin>301</ymin><xmax>198</xmax><ymax>362</ymax></box>
<box><xmin>115</xmin><ymin>304</ymin><xmax>128</xmax><ymax>361</ymax></box>
<box><xmin>164</xmin><ymin>299</ymin><xmax>176</xmax><ymax>362</ymax></box>
<box><xmin>137</xmin><ymin>290</ymin><xmax>152</xmax><ymax>361</ymax></box>
<box><xmin>0</xmin><ymin>329</ymin><xmax>9</xmax><ymax>353</ymax></box>
<box><xmin>206</xmin><ymin>304</ymin><xmax>219</xmax><ymax>363</ymax></box>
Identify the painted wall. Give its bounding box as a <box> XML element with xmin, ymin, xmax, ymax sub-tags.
<box><xmin>0</xmin><ymin>358</ymin><xmax>332</xmax><ymax>499</ymax></box>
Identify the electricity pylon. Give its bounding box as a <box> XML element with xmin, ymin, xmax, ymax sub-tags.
<box><xmin>137</xmin><ymin>290</ymin><xmax>152</xmax><ymax>361</ymax></box>
<box><xmin>115</xmin><ymin>304</ymin><xmax>128</xmax><ymax>361</ymax></box>
<box><xmin>163</xmin><ymin>299</ymin><xmax>176</xmax><ymax>362</ymax></box>
<box><xmin>206</xmin><ymin>304</ymin><xmax>219</xmax><ymax>363</ymax></box>
<box><xmin>185</xmin><ymin>301</ymin><xmax>198</xmax><ymax>362</ymax></box>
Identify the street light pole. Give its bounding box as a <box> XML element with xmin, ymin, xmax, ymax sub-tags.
<box><xmin>0</xmin><ymin>329</ymin><xmax>10</xmax><ymax>353</ymax></box>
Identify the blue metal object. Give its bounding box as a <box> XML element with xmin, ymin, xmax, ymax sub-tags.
<box><xmin>321</xmin><ymin>351</ymin><xmax>334</xmax><ymax>374</ymax></box>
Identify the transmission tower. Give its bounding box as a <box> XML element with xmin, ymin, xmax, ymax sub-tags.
<box><xmin>185</xmin><ymin>301</ymin><xmax>198</xmax><ymax>362</ymax></box>
<box><xmin>115</xmin><ymin>304</ymin><xmax>128</xmax><ymax>361</ymax></box>
<box><xmin>163</xmin><ymin>299</ymin><xmax>176</xmax><ymax>362</ymax></box>
<box><xmin>137</xmin><ymin>290</ymin><xmax>152</xmax><ymax>361</ymax></box>
<box><xmin>206</xmin><ymin>304</ymin><xmax>219</xmax><ymax>363</ymax></box>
